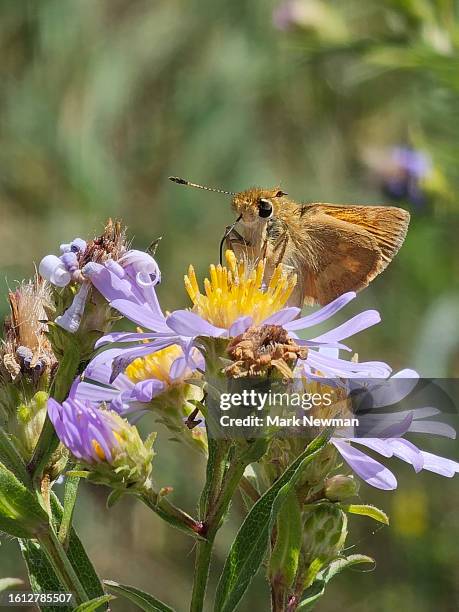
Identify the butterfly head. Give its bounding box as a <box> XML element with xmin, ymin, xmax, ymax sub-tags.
<box><xmin>231</xmin><ymin>187</ymin><xmax>287</xmax><ymax>224</ymax></box>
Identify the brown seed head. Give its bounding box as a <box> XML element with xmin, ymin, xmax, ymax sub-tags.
<box><xmin>80</xmin><ymin>218</ymin><xmax>127</xmax><ymax>268</ymax></box>
<box><xmin>224</xmin><ymin>324</ymin><xmax>307</xmax><ymax>378</ymax></box>
<box><xmin>1</xmin><ymin>276</ymin><xmax>56</xmax><ymax>383</ymax></box>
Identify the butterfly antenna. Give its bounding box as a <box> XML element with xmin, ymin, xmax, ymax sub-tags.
<box><xmin>169</xmin><ymin>176</ymin><xmax>235</xmax><ymax>196</ymax></box>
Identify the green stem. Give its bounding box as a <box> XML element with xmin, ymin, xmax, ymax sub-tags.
<box><xmin>37</xmin><ymin>528</ymin><xmax>88</xmax><ymax>604</ymax></box>
<box><xmin>190</xmin><ymin>440</ymin><xmax>231</xmax><ymax>612</ymax></box>
<box><xmin>239</xmin><ymin>475</ymin><xmax>260</xmax><ymax>505</ymax></box>
<box><xmin>140</xmin><ymin>483</ymin><xmax>203</xmax><ymax>538</ymax></box>
<box><xmin>189</xmin><ymin>462</ymin><xmax>244</xmax><ymax>612</ymax></box>
<box><xmin>27</xmin><ymin>416</ymin><xmax>60</xmax><ymax>481</ymax></box>
<box><xmin>190</xmin><ymin>538</ymin><xmax>214</xmax><ymax>612</ymax></box>
<box><xmin>271</xmin><ymin>579</ymin><xmax>287</xmax><ymax>612</ymax></box>
<box><xmin>190</xmin><ymin>438</ymin><xmax>267</xmax><ymax>611</ymax></box>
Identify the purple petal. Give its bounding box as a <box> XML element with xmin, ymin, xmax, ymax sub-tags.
<box><xmin>408</xmin><ymin>421</ymin><xmax>456</xmax><ymax>439</ymax></box>
<box><xmin>120</xmin><ymin>250</ymin><xmax>161</xmax><ymax>285</ymax></box>
<box><xmin>166</xmin><ymin>310</ymin><xmax>226</xmax><ymax>338</ymax></box>
<box><xmin>39</xmin><ymin>255</ymin><xmax>71</xmax><ymax>287</ymax></box>
<box><xmin>108</xmin><ymin>339</ymin><xmax>176</xmax><ymax>383</ymax></box>
<box><xmin>229</xmin><ymin>316</ymin><xmax>253</xmax><ymax>336</ymax></box>
<box><xmin>310</xmin><ymin>310</ymin><xmax>381</xmax><ymax>344</ymax></box>
<box><xmin>47</xmin><ymin>398</ymin><xmax>62</xmax><ymax>425</ymax></box>
<box><xmin>419</xmin><ymin>451</ymin><xmax>459</xmax><ymax>477</ymax></box>
<box><xmin>263</xmin><ymin>307</ymin><xmax>300</xmax><ymax>326</ymax></box>
<box><xmin>412</xmin><ymin>407</ymin><xmax>441</xmax><ymax>419</ymax></box>
<box><xmin>333</xmin><ymin>439</ymin><xmax>397</xmax><ymax>490</ymax></box>
<box><xmin>358</xmin><ymin>372</ymin><xmax>419</xmax><ymax>408</ymax></box>
<box><xmin>73</xmin><ymin>382</ymin><xmax>120</xmax><ymax>402</ymax></box>
<box><xmin>305</xmin><ymin>350</ymin><xmax>391</xmax><ymax>378</ymax></box>
<box><xmin>386</xmin><ymin>438</ymin><xmax>424</xmax><ymax>472</ymax></box>
<box><xmin>135</xmin><ymin>280</ymin><xmax>165</xmax><ymax>321</ymax></box>
<box><xmin>349</xmin><ymin>438</ymin><xmax>394</xmax><ymax>458</ymax></box>
<box><xmin>133</xmin><ymin>379</ymin><xmax>165</xmax><ymax>402</ymax></box>
<box><xmin>169</xmin><ymin>356</ymin><xmax>188</xmax><ymax>380</ymax></box>
<box><xmin>110</xmin><ymin>299</ymin><xmax>168</xmax><ymax>331</ymax></box>
<box><xmin>95</xmin><ymin>331</ymin><xmax>158</xmax><ymax>348</ymax></box>
<box><xmin>84</xmin><ymin>263</ymin><xmax>143</xmax><ymax>304</ymax></box>
<box><xmin>283</xmin><ymin>292</ymin><xmax>356</xmax><ymax>331</ymax></box>
<box><xmin>377</xmin><ymin>412</ymin><xmax>414</xmax><ymax>438</ymax></box>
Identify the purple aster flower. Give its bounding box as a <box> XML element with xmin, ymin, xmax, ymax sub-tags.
<box><xmin>91</xmin><ymin>251</ymin><xmax>391</xmax><ymax>382</ymax></box>
<box><xmin>48</xmin><ymin>396</ymin><xmax>154</xmax><ymax>488</ymax></box>
<box><xmin>71</xmin><ymin>344</ymin><xmax>207</xmax><ymax>453</ymax></box>
<box><xmin>330</xmin><ymin>369</ymin><xmax>459</xmax><ymax>489</ymax></box>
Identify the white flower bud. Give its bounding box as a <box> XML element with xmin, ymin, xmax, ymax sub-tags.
<box><xmin>39</xmin><ymin>255</ymin><xmax>71</xmax><ymax>287</ymax></box>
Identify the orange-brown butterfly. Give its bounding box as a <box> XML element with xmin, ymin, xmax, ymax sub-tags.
<box><xmin>169</xmin><ymin>177</ymin><xmax>410</xmax><ymax>307</ymax></box>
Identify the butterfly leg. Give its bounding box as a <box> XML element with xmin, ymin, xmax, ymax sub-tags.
<box><xmin>226</xmin><ymin>227</ymin><xmax>250</xmax><ymax>246</ymax></box>
<box><xmin>221</xmin><ymin>226</ymin><xmax>251</xmax><ymax>264</ymax></box>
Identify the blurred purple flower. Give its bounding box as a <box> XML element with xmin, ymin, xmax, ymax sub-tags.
<box><xmin>383</xmin><ymin>147</ymin><xmax>432</xmax><ymax>208</ymax></box>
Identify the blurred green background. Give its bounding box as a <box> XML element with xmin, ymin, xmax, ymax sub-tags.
<box><xmin>1</xmin><ymin>1</ymin><xmax>459</xmax><ymax>610</ymax></box>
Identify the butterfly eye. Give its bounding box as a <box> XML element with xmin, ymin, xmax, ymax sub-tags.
<box><xmin>275</xmin><ymin>190</ymin><xmax>287</xmax><ymax>197</ymax></box>
<box><xmin>258</xmin><ymin>198</ymin><xmax>273</xmax><ymax>218</ymax></box>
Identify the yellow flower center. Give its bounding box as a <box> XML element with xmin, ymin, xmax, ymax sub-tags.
<box><xmin>125</xmin><ymin>344</ymin><xmax>183</xmax><ymax>385</ymax></box>
<box><xmin>91</xmin><ymin>430</ymin><xmax>123</xmax><ymax>462</ymax></box>
<box><xmin>184</xmin><ymin>250</ymin><xmax>297</xmax><ymax>329</ymax></box>
<box><xmin>92</xmin><ymin>439</ymin><xmax>106</xmax><ymax>461</ymax></box>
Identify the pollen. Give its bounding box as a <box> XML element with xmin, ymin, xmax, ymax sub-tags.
<box><xmin>184</xmin><ymin>250</ymin><xmax>297</xmax><ymax>329</ymax></box>
<box><xmin>125</xmin><ymin>344</ymin><xmax>183</xmax><ymax>384</ymax></box>
<box><xmin>92</xmin><ymin>439</ymin><xmax>106</xmax><ymax>461</ymax></box>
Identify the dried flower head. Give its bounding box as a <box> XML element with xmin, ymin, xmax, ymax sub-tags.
<box><xmin>1</xmin><ymin>276</ymin><xmax>56</xmax><ymax>386</ymax></box>
<box><xmin>79</xmin><ymin>218</ymin><xmax>127</xmax><ymax>268</ymax></box>
<box><xmin>224</xmin><ymin>324</ymin><xmax>307</xmax><ymax>378</ymax></box>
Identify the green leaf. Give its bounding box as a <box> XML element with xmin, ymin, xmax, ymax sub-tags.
<box><xmin>323</xmin><ymin>554</ymin><xmax>375</xmax><ymax>581</ymax></box>
<box><xmin>0</xmin><ymin>462</ymin><xmax>48</xmax><ymax>538</ymax></box>
<box><xmin>74</xmin><ymin>595</ymin><xmax>115</xmax><ymax>611</ymax></box>
<box><xmin>58</xmin><ymin>475</ymin><xmax>80</xmax><ymax>545</ymax></box>
<box><xmin>104</xmin><ymin>581</ymin><xmax>175</xmax><ymax>612</ymax></box>
<box><xmin>21</xmin><ymin>491</ymin><xmax>106</xmax><ymax>611</ymax></box>
<box><xmin>50</xmin><ymin>493</ymin><xmax>105</xmax><ymax>602</ymax></box>
<box><xmin>0</xmin><ymin>429</ymin><xmax>31</xmax><ymax>487</ymax></box>
<box><xmin>214</xmin><ymin>431</ymin><xmax>331</xmax><ymax>612</ymax></box>
<box><xmin>339</xmin><ymin>504</ymin><xmax>389</xmax><ymax>525</ymax></box>
<box><xmin>106</xmin><ymin>488</ymin><xmax>124</xmax><ymax>508</ymax></box>
<box><xmin>298</xmin><ymin>555</ymin><xmax>374</xmax><ymax>610</ymax></box>
<box><xmin>0</xmin><ymin>577</ymin><xmax>23</xmax><ymax>591</ymax></box>
<box><xmin>20</xmin><ymin>539</ymin><xmax>72</xmax><ymax>612</ymax></box>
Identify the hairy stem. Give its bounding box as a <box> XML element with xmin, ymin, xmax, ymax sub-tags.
<box><xmin>140</xmin><ymin>483</ymin><xmax>204</xmax><ymax>538</ymax></box>
<box><xmin>190</xmin><ymin>437</ymin><xmax>268</xmax><ymax>611</ymax></box>
<box><xmin>37</xmin><ymin>528</ymin><xmax>88</xmax><ymax>604</ymax></box>
<box><xmin>190</xmin><ymin>538</ymin><xmax>214</xmax><ymax>612</ymax></box>
<box><xmin>190</xmin><ymin>439</ymin><xmax>232</xmax><ymax>612</ymax></box>
<box><xmin>271</xmin><ymin>579</ymin><xmax>287</xmax><ymax>612</ymax></box>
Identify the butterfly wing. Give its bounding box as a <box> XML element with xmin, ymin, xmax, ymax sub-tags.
<box><xmin>279</xmin><ymin>203</ymin><xmax>410</xmax><ymax>306</ymax></box>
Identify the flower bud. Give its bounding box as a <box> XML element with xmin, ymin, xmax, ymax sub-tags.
<box><xmin>39</xmin><ymin>255</ymin><xmax>71</xmax><ymax>287</ymax></box>
<box><xmin>48</xmin><ymin>397</ymin><xmax>155</xmax><ymax>491</ymax></box>
<box><xmin>324</xmin><ymin>475</ymin><xmax>360</xmax><ymax>501</ymax></box>
<box><xmin>302</xmin><ymin>504</ymin><xmax>348</xmax><ymax>585</ymax></box>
